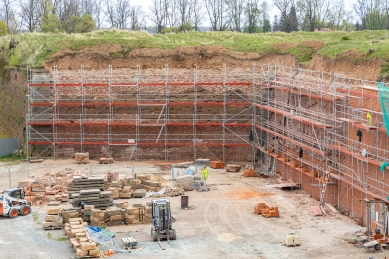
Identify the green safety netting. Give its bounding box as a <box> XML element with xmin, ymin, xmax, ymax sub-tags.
<box><xmin>378</xmin><ymin>82</ymin><xmax>389</xmax><ymax>136</ymax></box>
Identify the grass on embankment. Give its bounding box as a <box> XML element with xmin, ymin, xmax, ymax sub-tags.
<box><xmin>0</xmin><ymin>30</ymin><xmax>388</xmax><ymax>75</ymax></box>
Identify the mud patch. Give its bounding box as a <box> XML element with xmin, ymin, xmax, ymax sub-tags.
<box><xmin>273</xmin><ymin>42</ymin><xmax>297</xmax><ymax>52</ymax></box>
<box><xmin>298</xmin><ymin>40</ymin><xmax>325</xmax><ymax>51</ymax></box>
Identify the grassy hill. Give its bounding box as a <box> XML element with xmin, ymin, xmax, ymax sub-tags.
<box><xmin>0</xmin><ymin>30</ymin><xmax>388</xmax><ymax>75</ymax></box>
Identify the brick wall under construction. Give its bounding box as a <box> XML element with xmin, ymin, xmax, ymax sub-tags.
<box><xmin>27</xmin><ymin>64</ymin><xmax>389</xmax><ymax>231</ymax></box>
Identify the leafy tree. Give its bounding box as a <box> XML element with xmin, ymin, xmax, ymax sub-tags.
<box><xmin>0</xmin><ymin>20</ymin><xmax>8</xmax><ymax>35</ymax></box>
<box><xmin>74</xmin><ymin>13</ymin><xmax>95</xmax><ymax>33</ymax></box>
<box><xmin>178</xmin><ymin>20</ymin><xmax>193</xmax><ymax>32</ymax></box>
<box><xmin>41</xmin><ymin>13</ymin><xmax>61</xmax><ymax>33</ymax></box>
<box><xmin>262</xmin><ymin>19</ymin><xmax>271</xmax><ymax>32</ymax></box>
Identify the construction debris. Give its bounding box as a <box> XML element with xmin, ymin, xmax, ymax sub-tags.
<box><xmin>99</xmin><ymin>158</ymin><xmax>114</xmax><ymax>164</ymax></box>
<box><xmin>254</xmin><ymin>203</ymin><xmax>269</xmax><ymax>214</ymax></box>
<box><xmin>165</xmin><ymin>186</ymin><xmax>185</xmax><ymax>196</ymax></box>
<box><xmin>175</xmin><ymin>175</ymin><xmax>195</xmax><ymax>190</ymax></box>
<box><xmin>75</xmin><ymin>153</ymin><xmax>89</xmax><ymax>164</ymax></box>
<box><xmin>226</xmin><ymin>164</ymin><xmax>241</xmax><ymax>172</ymax></box>
<box><xmin>254</xmin><ymin>202</ymin><xmax>280</xmax><ymax>218</ymax></box>
<box><xmin>243</xmin><ymin>167</ymin><xmax>257</xmax><ymax>177</ymax></box>
<box><xmin>29</xmin><ymin>159</ymin><xmax>44</xmax><ymax>163</ymax></box>
<box><xmin>311</xmin><ymin>206</ymin><xmax>326</xmax><ymax>216</ymax></box>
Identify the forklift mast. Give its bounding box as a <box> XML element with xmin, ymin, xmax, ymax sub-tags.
<box><xmin>151</xmin><ymin>199</ymin><xmax>173</xmax><ymax>231</ymax></box>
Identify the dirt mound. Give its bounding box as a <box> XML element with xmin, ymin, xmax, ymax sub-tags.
<box><xmin>225</xmin><ymin>188</ymin><xmax>274</xmax><ymax>199</ymax></box>
<box><xmin>308</xmin><ymin>54</ymin><xmax>381</xmax><ymax>81</ymax></box>
<box><xmin>45</xmin><ymin>46</ymin><xmax>297</xmax><ymax>70</ymax></box>
<box><xmin>299</xmin><ymin>40</ymin><xmax>325</xmax><ymax>51</ymax></box>
<box><xmin>336</xmin><ymin>49</ymin><xmax>364</xmax><ymax>60</ymax></box>
<box><xmin>273</xmin><ymin>42</ymin><xmax>297</xmax><ymax>51</ymax></box>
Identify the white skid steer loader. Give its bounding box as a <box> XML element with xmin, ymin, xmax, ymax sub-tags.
<box><xmin>0</xmin><ymin>193</ymin><xmax>31</xmax><ymax>218</ymax></box>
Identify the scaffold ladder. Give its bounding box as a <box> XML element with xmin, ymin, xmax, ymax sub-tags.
<box><xmin>320</xmin><ymin>171</ymin><xmax>330</xmax><ymax>205</ymax></box>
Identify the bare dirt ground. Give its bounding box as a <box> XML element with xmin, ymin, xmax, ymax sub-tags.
<box><xmin>0</xmin><ymin>159</ymin><xmax>386</xmax><ymax>259</ymax></box>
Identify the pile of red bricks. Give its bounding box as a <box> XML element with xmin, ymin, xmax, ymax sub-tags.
<box><xmin>254</xmin><ymin>202</ymin><xmax>280</xmax><ymax>218</ymax></box>
<box><xmin>243</xmin><ymin>167</ymin><xmax>257</xmax><ymax>177</ymax></box>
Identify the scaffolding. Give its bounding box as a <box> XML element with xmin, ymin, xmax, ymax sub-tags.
<box><xmin>254</xmin><ymin>64</ymin><xmax>389</xmax><ymax>228</ymax></box>
<box><xmin>26</xmin><ymin>65</ymin><xmax>254</xmax><ymax>163</ymax></box>
<box><xmin>26</xmin><ymin>63</ymin><xmax>389</xmax><ymax>229</ymax></box>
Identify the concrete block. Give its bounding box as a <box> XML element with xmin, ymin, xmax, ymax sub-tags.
<box><xmin>44</xmin><ymin>215</ymin><xmax>60</xmax><ymax>222</ymax></box>
<box><xmin>80</xmin><ymin>242</ymin><xmax>97</xmax><ymax>251</ymax></box>
<box><xmin>47</xmin><ymin>208</ymin><xmax>60</xmax><ymax>215</ymax></box>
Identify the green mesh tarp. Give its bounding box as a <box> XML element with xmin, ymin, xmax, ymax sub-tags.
<box><xmin>378</xmin><ymin>82</ymin><xmax>389</xmax><ymax>136</ymax></box>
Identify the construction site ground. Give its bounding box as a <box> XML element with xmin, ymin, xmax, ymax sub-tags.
<box><xmin>0</xmin><ymin>159</ymin><xmax>383</xmax><ymax>259</ymax></box>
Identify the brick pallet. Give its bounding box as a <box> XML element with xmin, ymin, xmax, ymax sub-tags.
<box><xmin>70</xmin><ymin>189</ymin><xmax>113</xmax><ymax>209</ymax></box>
<box><xmin>68</xmin><ymin>176</ymin><xmax>105</xmax><ymax>195</ymax></box>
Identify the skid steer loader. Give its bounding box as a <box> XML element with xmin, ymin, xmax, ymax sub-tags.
<box><xmin>0</xmin><ymin>193</ymin><xmax>31</xmax><ymax>218</ymax></box>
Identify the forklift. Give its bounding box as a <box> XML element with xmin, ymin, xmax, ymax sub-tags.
<box><xmin>151</xmin><ymin>199</ymin><xmax>176</xmax><ymax>249</ymax></box>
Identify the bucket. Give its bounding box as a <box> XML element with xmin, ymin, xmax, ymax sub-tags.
<box><xmin>181</xmin><ymin>195</ymin><xmax>189</xmax><ymax>209</ymax></box>
<box><xmin>187</xmin><ymin>169</ymin><xmax>194</xmax><ymax>175</ymax></box>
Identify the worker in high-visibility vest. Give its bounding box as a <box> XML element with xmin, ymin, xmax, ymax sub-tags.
<box><xmin>367</xmin><ymin>112</ymin><xmax>372</xmax><ymax>125</ymax></box>
<box><xmin>202</xmin><ymin>166</ymin><xmax>208</xmax><ymax>180</ymax></box>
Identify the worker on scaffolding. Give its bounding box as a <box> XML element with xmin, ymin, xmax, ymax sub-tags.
<box><xmin>367</xmin><ymin>112</ymin><xmax>373</xmax><ymax>126</ymax></box>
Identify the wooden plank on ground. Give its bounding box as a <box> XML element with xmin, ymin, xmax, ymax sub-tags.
<box><xmin>265</xmin><ymin>183</ymin><xmax>299</xmax><ymax>188</ymax></box>
<box><xmin>325</xmin><ymin>203</ymin><xmax>338</xmax><ymax>214</ymax></box>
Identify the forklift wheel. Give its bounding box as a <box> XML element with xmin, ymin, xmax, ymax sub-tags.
<box><xmin>374</xmin><ymin>244</ymin><xmax>381</xmax><ymax>250</ymax></box>
<box><xmin>20</xmin><ymin>205</ymin><xmax>31</xmax><ymax>216</ymax></box>
<box><xmin>151</xmin><ymin>230</ymin><xmax>157</xmax><ymax>242</ymax></box>
<box><xmin>9</xmin><ymin>208</ymin><xmax>18</xmax><ymax>218</ymax></box>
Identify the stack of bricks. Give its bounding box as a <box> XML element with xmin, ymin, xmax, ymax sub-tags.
<box><xmin>124</xmin><ymin>207</ymin><xmax>139</xmax><ymax>225</ymax></box>
<box><xmin>42</xmin><ymin>208</ymin><xmax>63</xmax><ymax>229</ymax></box>
<box><xmin>90</xmin><ymin>209</ymin><xmax>106</xmax><ymax>227</ymax></box>
<box><xmin>99</xmin><ymin>158</ymin><xmax>114</xmax><ymax>164</ymax></box>
<box><xmin>129</xmin><ymin>203</ymin><xmax>152</xmax><ymax>224</ymax></box>
<box><xmin>75</xmin><ymin>153</ymin><xmax>89</xmax><ymax>164</ymax></box>
<box><xmin>65</xmin><ymin>217</ymin><xmax>101</xmax><ymax>258</ymax></box>
<box><xmin>243</xmin><ymin>167</ymin><xmax>257</xmax><ymax>177</ymax></box>
<box><xmin>107</xmin><ymin>170</ymin><xmax>119</xmax><ymax>182</ymax></box>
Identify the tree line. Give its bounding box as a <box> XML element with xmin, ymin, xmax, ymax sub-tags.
<box><xmin>0</xmin><ymin>0</ymin><xmax>387</xmax><ymax>34</ymax></box>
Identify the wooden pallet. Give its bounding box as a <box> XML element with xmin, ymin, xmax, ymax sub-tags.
<box><xmin>48</xmin><ymin>201</ymin><xmax>61</xmax><ymax>206</ymax></box>
<box><xmin>43</xmin><ymin>226</ymin><xmax>64</xmax><ymax>230</ymax></box>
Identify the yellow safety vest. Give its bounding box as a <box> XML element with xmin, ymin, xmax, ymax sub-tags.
<box><xmin>202</xmin><ymin>168</ymin><xmax>208</xmax><ymax>180</ymax></box>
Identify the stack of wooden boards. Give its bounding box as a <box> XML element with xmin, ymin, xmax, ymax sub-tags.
<box><xmin>64</xmin><ymin>217</ymin><xmax>101</xmax><ymax>258</ymax></box>
<box><xmin>68</xmin><ymin>176</ymin><xmax>105</xmax><ymax>195</ymax></box>
<box><xmin>42</xmin><ymin>208</ymin><xmax>63</xmax><ymax>230</ymax></box>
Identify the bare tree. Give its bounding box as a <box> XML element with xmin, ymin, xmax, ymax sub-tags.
<box><xmin>177</xmin><ymin>0</ymin><xmax>191</xmax><ymax>28</ymax></box>
<box><xmin>149</xmin><ymin>0</ymin><xmax>168</xmax><ymax>32</ymax></box>
<box><xmin>116</xmin><ymin>0</ymin><xmax>132</xmax><ymax>29</ymax></box>
<box><xmin>91</xmin><ymin>0</ymin><xmax>104</xmax><ymax>29</ymax></box>
<box><xmin>19</xmin><ymin>0</ymin><xmax>39</xmax><ymax>31</ymax></box>
<box><xmin>245</xmin><ymin>0</ymin><xmax>261</xmax><ymax>33</ymax></box>
<box><xmin>166</xmin><ymin>0</ymin><xmax>179</xmax><ymax>28</ymax></box>
<box><xmin>203</xmin><ymin>0</ymin><xmax>229</xmax><ymax>31</ymax></box>
<box><xmin>129</xmin><ymin>5</ymin><xmax>144</xmax><ymax>30</ymax></box>
<box><xmin>272</xmin><ymin>0</ymin><xmax>292</xmax><ymax>13</ymax></box>
<box><xmin>190</xmin><ymin>0</ymin><xmax>204</xmax><ymax>31</ymax></box>
<box><xmin>0</xmin><ymin>0</ymin><xmax>18</xmax><ymax>33</ymax></box>
<box><xmin>226</xmin><ymin>0</ymin><xmax>244</xmax><ymax>31</ymax></box>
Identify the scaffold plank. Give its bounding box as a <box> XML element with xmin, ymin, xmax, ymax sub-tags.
<box><xmin>328</xmin><ymin>144</ymin><xmax>382</xmax><ymax>167</ymax></box>
<box><xmin>261</xmin><ymin>83</ymin><xmax>341</xmax><ymax>102</ymax></box>
<box><xmin>256</xmin><ymin>104</ymin><xmax>333</xmax><ymax>129</ymax></box>
<box><xmin>336</xmin><ymin>88</ymin><xmax>378</xmax><ymax>99</ymax></box>
<box><xmin>255</xmin><ymin>124</ymin><xmax>323</xmax><ymax>156</ymax></box>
